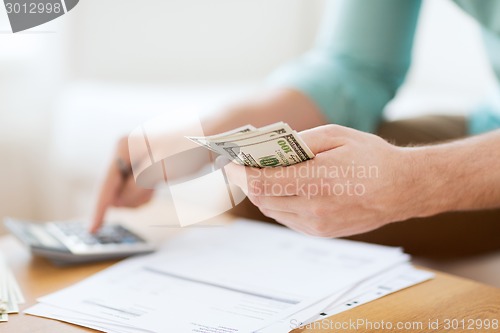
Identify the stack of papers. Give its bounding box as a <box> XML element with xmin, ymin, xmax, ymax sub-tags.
<box><xmin>25</xmin><ymin>219</ymin><xmax>433</xmax><ymax>332</ymax></box>
<box><xmin>0</xmin><ymin>252</ymin><xmax>25</xmax><ymax>322</ymax></box>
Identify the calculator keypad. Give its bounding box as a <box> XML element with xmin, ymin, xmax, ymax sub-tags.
<box><xmin>53</xmin><ymin>222</ymin><xmax>145</xmax><ymax>247</ymax></box>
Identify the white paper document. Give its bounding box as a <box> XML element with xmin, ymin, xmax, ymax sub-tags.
<box><xmin>25</xmin><ymin>219</ymin><xmax>433</xmax><ymax>332</ymax></box>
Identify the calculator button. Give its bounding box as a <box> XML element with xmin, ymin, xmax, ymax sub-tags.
<box><xmin>121</xmin><ymin>236</ymin><xmax>138</xmax><ymax>244</ymax></box>
<box><xmin>51</xmin><ymin>221</ymin><xmax>147</xmax><ymax>251</ymax></box>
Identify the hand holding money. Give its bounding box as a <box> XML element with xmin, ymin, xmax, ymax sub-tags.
<box><xmin>218</xmin><ymin>124</ymin><xmax>417</xmax><ymax>238</ymax></box>
<box><xmin>187</xmin><ymin>122</ymin><xmax>315</xmax><ymax>168</ymax></box>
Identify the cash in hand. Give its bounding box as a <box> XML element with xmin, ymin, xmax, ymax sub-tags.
<box><xmin>187</xmin><ymin>122</ymin><xmax>314</xmax><ymax>168</ymax></box>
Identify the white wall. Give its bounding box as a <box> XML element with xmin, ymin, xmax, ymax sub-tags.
<box><xmin>66</xmin><ymin>0</ymin><xmax>325</xmax><ymax>82</ymax></box>
<box><xmin>0</xmin><ymin>12</ymin><xmax>66</xmax><ymax>229</ymax></box>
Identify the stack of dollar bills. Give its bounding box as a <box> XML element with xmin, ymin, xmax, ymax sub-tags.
<box><xmin>0</xmin><ymin>252</ymin><xmax>24</xmax><ymax>322</ymax></box>
<box><xmin>187</xmin><ymin>122</ymin><xmax>315</xmax><ymax>168</ymax></box>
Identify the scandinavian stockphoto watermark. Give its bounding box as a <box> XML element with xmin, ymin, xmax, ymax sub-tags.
<box><xmin>247</xmin><ymin>160</ymin><xmax>380</xmax><ymax>199</ymax></box>
<box><xmin>3</xmin><ymin>0</ymin><xmax>79</xmax><ymax>33</ymax></box>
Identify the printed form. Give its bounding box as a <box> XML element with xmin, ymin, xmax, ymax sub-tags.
<box><xmin>26</xmin><ymin>220</ymin><xmax>432</xmax><ymax>333</ymax></box>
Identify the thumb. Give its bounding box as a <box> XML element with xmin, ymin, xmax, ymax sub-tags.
<box><xmin>299</xmin><ymin>124</ymin><xmax>353</xmax><ymax>154</ymax></box>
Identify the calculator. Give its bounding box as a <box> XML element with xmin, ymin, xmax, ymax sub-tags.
<box><xmin>4</xmin><ymin>218</ymin><xmax>156</xmax><ymax>265</ymax></box>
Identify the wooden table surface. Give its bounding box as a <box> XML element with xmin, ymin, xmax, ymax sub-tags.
<box><xmin>1</xmin><ymin>234</ymin><xmax>499</xmax><ymax>333</ymax></box>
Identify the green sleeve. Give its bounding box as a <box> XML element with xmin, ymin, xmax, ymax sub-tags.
<box><xmin>468</xmin><ymin>26</ymin><xmax>500</xmax><ymax>135</ymax></box>
<box><xmin>268</xmin><ymin>0</ymin><xmax>422</xmax><ymax>133</ymax></box>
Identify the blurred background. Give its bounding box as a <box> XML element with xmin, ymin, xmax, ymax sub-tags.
<box><xmin>0</xmin><ymin>0</ymin><xmax>499</xmax><ymax>284</ymax></box>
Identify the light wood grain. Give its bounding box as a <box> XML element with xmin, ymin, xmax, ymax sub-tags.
<box><xmin>1</xmin><ymin>234</ymin><xmax>499</xmax><ymax>333</ymax></box>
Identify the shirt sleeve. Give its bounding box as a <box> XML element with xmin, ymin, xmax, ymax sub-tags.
<box><xmin>267</xmin><ymin>0</ymin><xmax>422</xmax><ymax>133</ymax></box>
<box><xmin>468</xmin><ymin>27</ymin><xmax>500</xmax><ymax>135</ymax></box>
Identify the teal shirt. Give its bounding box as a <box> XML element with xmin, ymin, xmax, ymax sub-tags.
<box><xmin>268</xmin><ymin>0</ymin><xmax>500</xmax><ymax>135</ymax></box>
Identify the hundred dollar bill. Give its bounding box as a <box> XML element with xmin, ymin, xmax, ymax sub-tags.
<box><xmin>187</xmin><ymin>125</ymin><xmax>256</xmax><ymax>152</ymax></box>
<box><xmin>188</xmin><ymin>122</ymin><xmax>293</xmax><ymax>154</ymax></box>
<box><xmin>186</xmin><ymin>122</ymin><xmax>314</xmax><ymax>168</ymax></box>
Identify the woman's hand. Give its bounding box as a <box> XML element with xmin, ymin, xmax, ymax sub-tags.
<box><xmin>223</xmin><ymin>124</ymin><xmax>421</xmax><ymax>238</ymax></box>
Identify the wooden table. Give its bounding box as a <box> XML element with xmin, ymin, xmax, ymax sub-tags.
<box><xmin>1</xmin><ymin>234</ymin><xmax>499</xmax><ymax>333</ymax></box>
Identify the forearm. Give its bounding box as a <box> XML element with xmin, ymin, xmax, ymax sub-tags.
<box><xmin>405</xmin><ymin>130</ymin><xmax>500</xmax><ymax>217</ymax></box>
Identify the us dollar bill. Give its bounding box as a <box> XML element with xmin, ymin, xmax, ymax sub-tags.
<box><xmin>186</xmin><ymin>122</ymin><xmax>315</xmax><ymax>168</ymax></box>
<box><xmin>187</xmin><ymin>125</ymin><xmax>256</xmax><ymax>153</ymax></box>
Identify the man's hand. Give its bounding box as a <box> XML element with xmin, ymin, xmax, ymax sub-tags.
<box><xmin>91</xmin><ymin>137</ymin><xmax>154</xmax><ymax>233</ymax></box>
<box><xmin>222</xmin><ymin>124</ymin><xmax>419</xmax><ymax>238</ymax></box>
